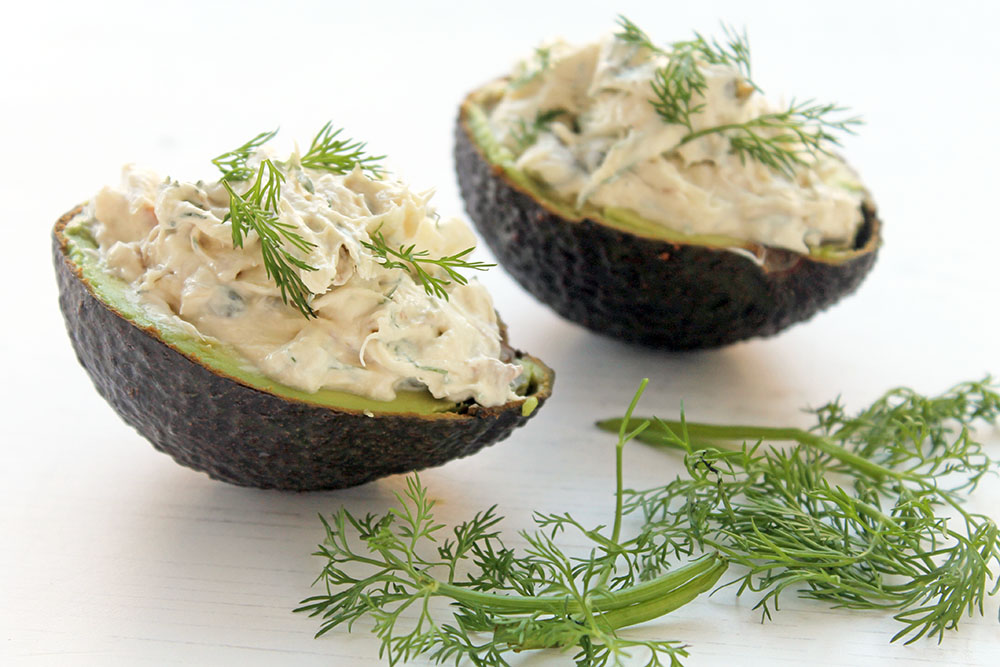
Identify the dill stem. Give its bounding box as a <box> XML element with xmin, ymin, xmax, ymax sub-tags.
<box><xmin>590</xmin><ymin>379</ymin><xmax>651</xmax><ymax>594</ymax></box>
<box><xmin>678</xmin><ymin>122</ymin><xmax>753</xmax><ymax>147</ymax></box>
<box><xmin>598</xmin><ymin>419</ymin><xmax>907</xmax><ymax>484</ymax></box>
<box><xmin>612</xmin><ymin>382</ymin><xmax>650</xmax><ymax>547</ymax></box>
<box><xmin>591</xmin><ymin>557</ymin><xmax>727</xmax><ymax>627</ymax></box>
<box><xmin>612</xmin><ymin>433</ymin><xmax>626</xmax><ymax>545</ymax></box>
<box><xmin>490</xmin><ymin>554</ymin><xmax>727</xmax><ymax>649</ymax></box>
<box><xmin>676</xmin><ymin>119</ymin><xmax>797</xmax><ymax>150</ymax></box>
<box><xmin>414</xmin><ymin>552</ymin><xmax>725</xmax><ymax>616</ymax></box>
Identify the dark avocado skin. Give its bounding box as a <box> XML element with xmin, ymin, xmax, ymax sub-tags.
<box><xmin>455</xmin><ymin>105</ymin><xmax>881</xmax><ymax>350</ymax></box>
<box><xmin>53</xmin><ymin>208</ymin><xmax>553</xmax><ymax>491</ymax></box>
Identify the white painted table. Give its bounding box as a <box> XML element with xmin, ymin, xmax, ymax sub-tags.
<box><xmin>3</xmin><ymin>1</ymin><xmax>999</xmax><ymax>664</ymax></box>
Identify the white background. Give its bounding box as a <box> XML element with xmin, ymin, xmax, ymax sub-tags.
<box><xmin>3</xmin><ymin>0</ymin><xmax>1000</xmax><ymax>665</ymax></box>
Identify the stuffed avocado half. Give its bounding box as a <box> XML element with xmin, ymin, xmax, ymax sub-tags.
<box><xmin>455</xmin><ymin>18</ymin><xmax>880</xmax><ymax>349</ymax></box>
<box><xmin>53</xmin><ymin>127</ymin><xmax>552</xmax><ymax>491</ymax></box>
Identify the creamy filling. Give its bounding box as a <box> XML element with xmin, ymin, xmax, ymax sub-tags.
<box><xmin>69</xmin><ymin>157</ymin><xmax>521</xmax><ymax>407</ymax></box>
<box><xmin>484</xmin><ymin>35</ymin><xmax>866</xmax><ymax>253</ymax></box>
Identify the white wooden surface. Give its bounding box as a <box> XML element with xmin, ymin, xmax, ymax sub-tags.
<box><xmin>3</xmin><ymin>1</ymin><xmax>999</xmax><ymax>664</ymax></box>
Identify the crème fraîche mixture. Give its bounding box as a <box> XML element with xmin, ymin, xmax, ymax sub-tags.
<box><xmin>69</xmin><ymin>155</ymin><xmax>521</xmax><ymax>407</ymax></box>
<box><xmin>480</xmin><ymin>33</ymin><xmax>866</xmax><ymax>253</ymax></box>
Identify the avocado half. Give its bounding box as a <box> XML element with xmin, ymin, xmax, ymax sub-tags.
<box><xmin>53</xmin><ymin>206</ymin><xmax>553</xmax><ymax>491</ymax></box>
<box><xmin>454</xmin><ymin>91</ymin><xmax>882</xmax><ymax>350</ymax></box>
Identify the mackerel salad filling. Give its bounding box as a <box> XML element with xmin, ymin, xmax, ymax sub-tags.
<box><xmin>67</xmin><ymin>156</ymin><xmax>522</xmax><ymax>407</ymax></box>
<box><xmin>477</xmin><ymin>32</ymin><xmax>868</xmax><ymax>254</ymax></box>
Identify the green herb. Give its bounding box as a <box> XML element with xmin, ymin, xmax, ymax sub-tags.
<box><xmin>680</xmin><ymin>100</ymin><xmax>861</xmax><ymax>178</ymax></box>
<box><xmin>211</xmin><ymin>124</ymin><xmax>383</xmax><ymax>318</ymax></box>
<box><xmin>614</xmin><ymin>15</ymin><xmax>662</xmax><ymax>54</ymax></box>
<box><xmin>615</xmin><ymin>16</ymin><xmax>859</xmax><ymax>177</ymax></box>
<box><xmin>618</xmin><ymin>15</ymin><xmax>753</xmax><ymax>133</ymax></box>
<box><xmin>222</xmin><ymin>159</ymin><xmax>318</xmax><ymax>318</ymax></box>
<box><xmin>213</xmin><ymin>126</ymin><xmax>480</xmax><ymax>314</ymax></box>
<box><xmin>297</xmin><ymin>379</ymin><xmax>728</xmax><ymax>666</ymax></box>
<box><xmin>511</xmin><ymin>108</ymin><xmax>568</xmax><ymax>149</ymax></box>
<box><xmin>212</xmin><ymin>128</ymin><xmax>278</xmax><ymax>182</ymax></box>
<box><xmin>691</xmin><ymin>24</ymin><xmax>754</xmax><ymax>82</ymax></box>
<box><xmin>510</xmin><ymin>46</ymin><xmax>553</xmax><ymax>89</ymax></box>
<box><xmin>362</xmin><ymin>227</ymin><xmax>495</xmax><ymax>301</ymax></box>
<box><xmin>598</xmin><ymin>377</ymin><xmax>1000</xmax><ymax>644</ymax></box>
<box><xmin>301</xmin><ymin>121</ymin><xmax>384</xmax><ymax>177</ymax></box>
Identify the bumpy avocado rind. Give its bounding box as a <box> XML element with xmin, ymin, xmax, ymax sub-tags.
<box><xmin>53</xmin><ymin>207</ymin><xmax>553</xmax><ymax>491</ymax></box>
<box><xmin>454</xmin><ymin>97</ymin><xmax>881</xmax><ymax>350</ymax></box>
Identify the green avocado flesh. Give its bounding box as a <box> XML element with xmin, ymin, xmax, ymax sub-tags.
<box><xmin>63</xmin><ymin>214</ymin><xmax>543</xmax><ymax>416</ymax></box>
<box><xmin>465</xmin><ymin>101</ymin><xmax>868</xmax><ymax>263</ymax></box>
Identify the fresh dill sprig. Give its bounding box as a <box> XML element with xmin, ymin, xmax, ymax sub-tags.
<box><xmin>362</xmin><ymin>227</ymin><xmax>495</xmax><ymax>301</ymax></box>
<box><xmin>680</xmin><ymin>100</ymin><xmax>862</xmax><ymax>178</ymax></box>
<box><xmin>628</xmin><ymin>18</ymin><xmax>754</xmax><ymax>132</ymax></box>
<box><xmin>616</xmin><ymin>15</ymin><xmax>753</xmax><ymax>86</ymax></box>
<box><xmin>615</xmin><ymin>16</ymin><xmax>858</xmax><ymax>177</ymax></box>
<box><xmin>597</xmin><ymin>377</ymin><xmax>1000</xmax><ymax>644</ymax></box>
<box><xmin>212</xmin><ymin>124</ymin><xmax>385</xmax><ymax>318</ymax></box>
<box><xmin>648</xmin><ymin>42</ymin><xmax>707</xmax><ymax>133</ymax></box>
<box><xmin>511</xmin><ymin>108</ymin><xmax>568</xmax><ymax>149</ymax></box>
<box><xmin>297</xmin><ymin>380</ymin><xmax>728</xmax><ymax>666</ymax></box>
<box><xmin>510</xmin><ymin>46</ymin><xmax>553</xmax><ymax>89</ymax></box>
<box><xmin>614</xmin><ymin>15</ymin><xmax>662</xmax><ymax>54</ymax></box>
<box><xmin>222</xmin><ymin>159</ymin><xmax>318</xmax><ymax>318</ymax></box>
<box><xmin>690</xmin><ymin>24</ymin><xmax>754</xmax><ymax>83</ymax></box>
<box><xmin>211</xmin><ymin>128</ymin><xmax>278</xmax><ymax>182</ymax></box>
<box><xmin>300</xmin><ymin>121</ymin><xmax>385</xmax><ymax>176</ymax></box>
